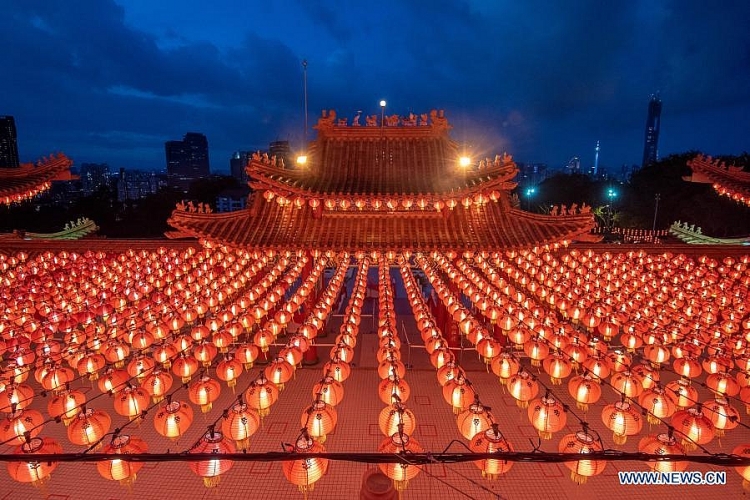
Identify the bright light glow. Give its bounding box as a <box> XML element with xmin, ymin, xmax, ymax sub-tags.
<box><xmin>380</xmin><ymin>100</ymin><xmax>386</xmax><ymax>108</ymax></box>
<box><xmin>526</xmin><ymin>187</ymin><xmax>536</xmax><ymax>196</ymax></box>
<box><xmin>296</xmin><ymin>155</ymin><xmax>307</xmax><ymax>165</ymax></box>
<box><xmin>607</xmin><ymin>188</ymin><xmax>617</xmax><ymax>199</ymax></box>
<box><xmin>459</xmin><ymin>156</ymin><xmax>471</xmax><ymax>168</ymax></box>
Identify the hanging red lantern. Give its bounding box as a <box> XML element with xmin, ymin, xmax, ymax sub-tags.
<box><xmin>567</xmin><ymin>374</ymin><xmax>601</xmax><ymax>412</ymax></box>
<box><xmin>188</xmin><ymin>429</ymin><xmax>236</xmax><ymax>488</ymax></box>
<box><xmin>508</xmin><ymin>371</ymin><xmax>539</xmax><ymax>409</ymax></box>
<box><xmin>188</xmin><ymin>375</ymin><xmax>222</xmax><ymax>413</ymax></box>
<box><xmin>379</xmin><ymin>402</ymin><xmax>416</xmax><ymax>438</ymax></box>
<box><xmin>559</xmin><ymin>429</ymin><xmax>606</xmax><ymax>484</ymax></box>
<box><xmin>216</xmin><ymin>354</ymin><xmax>244</xmax><ymax>391</ymax></box>
<box><xmin>665</xmin><ymin>379</ymin><xmax>698</xmax><ymax>410</ymax></box>
<box><xmin>671</xmin><ymin>406</ymin><xmax>715</xmax><ymax>451</ymax></box>
<box><xmin>67</xmin><ymin>408</ymin><xmax>111</xmax><ymax>449</ymax></box>
<box><xmin>610</xmin><ymin>371</ymin><xmax>644</xmax><ymax>399</ymax></box>
<box><xmin>469</xmin><ymin>424</ymin><xmax>514</xmax><ymax>479</ymax></box>
<box><xmin>457</xmin><ymin>398</ymin><xmax>494</xmax><ymax>440</ymax></box>
<box><xmin>7</xmin><ymin>437</ymin><xmax>63</xmax><ymax>489</ymax></box>
<box><xmin>732</xmin><ymin>443</ymin><xmax>750</xmax><ymax>491</ymax></box>
<box><xmin>141</xmin><ymin>368</ymin><xmax>174</xmax><ymax>404</ymax></box>
<box><xmin>265</xmin><ymin>357</ymin><xmax>295</xmax><ymax>391</ymax></box>
<box><xmin>602</xmin><ymin>400</ymin><xmax>643</xmax><ymax>445</ymax></box>
<box><xmin>0</xmin><ymin>383</ymin><xmax>34</xmax><ymax>413</ymax></box>
<box><xmin>172</xmin><ymin>353</ymin><xmax>200</xmax><ymax>384</ymax></box>
<box><xmin>542</xmin><ymin>352</ymin><xmax>572</xmax><ymax>385</ymax></box>
<box><xmin>637</xmin><ymin>432</ymin><xmax>687</xmax><ymax>472</ymax></box>
<box><xmin>378</xmin><ymin>377</ymin><xmax>410</xmax><ymax>406</ymax></box>
<box><xmin>528</xmin><ymin>395</ymin><xmax>567</xmax><ymax>440</ymax></box>
<box><xmin>282</xmin><ymin>432</ymin><xmax>329</xmax><ymax>496</ymax></box>
<box><xmin>97</xmin><ymin>435</ymin><xmax>148</xmax><ymax>487</ymax></box>
<box><xmin>47</xmin><ymin>388</ymin><xmax>85</xmax><ymax>426</ymax></box>
<box><xmin>302</xmin><ymin>400</ymin><xmax>338</xmax><ymax>444</ymax></box>
<box><xmin>378</xmin><ymin>431</ymin><xmax>423</xmax><ymax>494</ymax></box>
<box><xmin>639</xmin><ymin>386</ymin><xmax>676</xmax><ymax>425</ymax></box>
<box><xmin>0</xmin><ymin>408</ymin><xmax>45</xmax><ymax>445</ymax></box>
<box><xmin>323</xmin><ymin>357</ymin><xmax>352</xmax><ymax>383</ymax></box>
<box><xmin>703</xmin><ymin>396</ymin><xmax>740</xmax><ymax>437</ymax></box>
<box><xmin>245</xmin><ymin>374</ymin><xmax>279</xmax><ymax>417</ymax></box>
<box><xmin>153</xmin><ymin>398</ymin><xmax>194</xmax><ymax>441</ymax></box>
<box><xmin>98</xmin><ymin>368</ymin><xmax>130</xmax><ymax>395</ymax></box>
<box><xmin>221</xmin><ymin>401</ymin><xmax>259</xmax><ymax>450</ymax></box>
<box><xmin>490</xmin><ymin>352</ymin><xmax>519</xmax><ymax>385</ymax></box>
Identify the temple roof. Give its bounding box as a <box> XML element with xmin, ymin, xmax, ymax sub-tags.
<box><xmin>0</xmin><ymin>217</ymin><xmax>98</xmax><ymax>241</ymax></box>
<box><xmin>169</xmin><ymin>108</ymin><xmax>597</xmax><ymax>250</ymax></box>
<box><xmin>168</xmin><ymin>202</ymin><xmax>597</xmax><ymax>251</ymax></box>
<box><xmin>686</xmin><ymin>154</ymin><xmax>750</xmax><ymax>207</ymax></box>
<box><xmin>0</xmin><ymin>153</ymin><xmax>74</xmax><ymax>204</ymax></box>
<box><xmin>247</xmin><ymin>109</ymin><xmax>517</xmax><ymax>197</ymax></box>
<box><xmin>669</xmin><ymin>220</ymin><xmax>750</xmax><ymax>245</ymax></box>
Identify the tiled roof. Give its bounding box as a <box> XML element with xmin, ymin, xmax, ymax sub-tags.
<box><xmin>246</xmin><ymin>110</ymin><xmax>517</xmax><ymax>197</ymax></box>
<box><xmin>168</xmin><ymin>200</ymin><xmax>596</xmax><ymax>251</ymax></box>
<box><xmin>686</xmin><ymin>154</ymin><xmax>750</xmax><ymax>206</ymax></box>
<box><xmin>0</xmin><ymin>153</ymin><xmax>74</xmax><ymax>203</ymax></box>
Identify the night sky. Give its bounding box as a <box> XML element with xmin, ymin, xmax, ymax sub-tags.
<box><xmin>3</xmin><ymin>0</ymin><xmax>749</xmax><ymax>173</ymax></box>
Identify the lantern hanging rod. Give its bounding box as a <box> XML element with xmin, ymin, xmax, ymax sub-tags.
<box><xmin>1</xmin><ymin>451</ymin><xmax>748</xmax><ymax>466</ymax></box>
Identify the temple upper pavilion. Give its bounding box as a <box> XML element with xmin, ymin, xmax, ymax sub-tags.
<box><xmin>168</xmin><ymin>109</ymin><xmax>597</xmax><ymax>251</ymax></box>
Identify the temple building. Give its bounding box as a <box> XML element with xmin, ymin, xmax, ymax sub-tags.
<box><xmin>168</xmin><ymin>110</ymin><xmax>597</xmax><ymax>250</ymax></box>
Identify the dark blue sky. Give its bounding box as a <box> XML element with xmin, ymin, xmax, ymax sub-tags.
<box><xmin>2</xmin><ymin>0</ymin><xmax>749</xmax><ymax>173</ymax></box>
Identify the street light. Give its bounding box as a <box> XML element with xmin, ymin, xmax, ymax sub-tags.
<box><xmin>525</xmin><ymin>187</ymin><xmax>536</xmax><ymax>211</ymax></box>
<box><xmin>605</xmin><ymin>187</ymin><xmax>617</xmax><ymax>233</ymax></box>
<box><xmin>380</xmin><ymin>100</ymin><xmax>386</xmax><ymax>127</ymax></box>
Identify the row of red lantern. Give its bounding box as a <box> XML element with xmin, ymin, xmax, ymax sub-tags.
<box><xmin>284</xmin><ymin>257</ymin><xmax>371</xmax><ymax>495</ymax></box>
<box><xmin>401</xmin><ymin>257</ymin><xmax>515</xmax><ymax>480</ymax></box>
<box><xmin>262</xmin><ymin>189</ymin><xmax>502</xmax><ymax>212</ymax></box>
<box><xmin>374</xmin><ymin>258</ymin><xmax>424</xmax><ymax>495</ymax></box>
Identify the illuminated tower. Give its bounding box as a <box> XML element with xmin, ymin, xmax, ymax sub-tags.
<box><xmin>593</xmin><ymin>141</ymin><xmax>600</xmax><ymax>176</ymax></box>
<box><xmin>0</xmin><ymin>116</ymin><xmax>20</xmax><ymax>168</ymax></box>
<box><xmin>641</xmin><ymin>94</ymin><xmax>661</xmax><ymax>168</ymax></box>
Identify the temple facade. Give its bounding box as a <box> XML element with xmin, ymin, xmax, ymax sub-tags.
<box><xmin>168</xmin><ymin>110</ymin><xmax>597</xmax><ymax>251</ymax></box>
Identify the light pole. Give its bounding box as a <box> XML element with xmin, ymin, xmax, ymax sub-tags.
<box><xmin>606</xmin><ymin>187</ymin><xmax>617</xmax><ymax>233</ymax></box>
<box><xmin>652</xmin><ymin>193</ymin><xmax>660</xmax><ymax>232</ymax></box>
<box><xmin>525</xmin><ymin>187</ymin><xmax>536</xmax><ymax>211</ymax></box>
<box><xmin>379</xmin><ymin>100</ymin><xmax>386</xmax><ymax>128</ymax></box>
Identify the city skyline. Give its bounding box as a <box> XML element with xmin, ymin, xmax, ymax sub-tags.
<box><xmin>2</xmin><ymin>1</ymin><xmax>749</xmax><ymax>173</ymax></box>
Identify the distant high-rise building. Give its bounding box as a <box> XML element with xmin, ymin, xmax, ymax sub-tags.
<box><xmin>642</xmin><ymin>94</ymin><xmax>662</xmax><ymax>168</ymax></box>
<box><xmin>593</xmin><ymin>140</ymin><xmax>600</xmax><ymax>177</ymax></box>
<box><xmin>0</xmin><ymin>116</ymin><xmax>20</xmax><ymax>168</ymax></box>
<box><xmin>230</xmin><ymin>151</ymin><xmax>252</xmax><ymax>184</ymax></box>
<box><xmin>79</xmin><ymin>163</ymin><xmax>111</xmax><ymax>195</ymax></box>
<box><xmin>117</xmin><ymin>168</ymin><xmax>160</xmax><ymax>201</ymax></box>
<box><xmin>165</xmin><ymin>132</ymin><xmax>210</xmax><ymax>191</ymax></box>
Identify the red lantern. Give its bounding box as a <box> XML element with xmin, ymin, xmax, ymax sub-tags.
<box><xmin>245</xmin><ymin>374</ymin><xmax>279</xmax><ymax>417</ymax></box>
<box><xmin>639</xmin><ymin>386</ymin><xmax>676</xmax><ymax>425</ymax></box>
<box><xmin>188</xmin><ymin>376</ymin><xmax>222</xmax><ymax>414</ymax></box>
<box><xmin>508</xmin><ymin>371</ymin><xmax>539</xmax><ymax>409</ymax></box>
<box><xmin>188</xmin><ymin>429</ymin><xmax>236</xmax><ymax>488</ymax></box>
<box><xmin>528</xmin><ymin>395</ymin><xmax>567</xmax><ymax>440</ymax></box>
<box><xmin>153</xmin><ymin>399</ymin><xmax>194</xmax><ymax>441</ymax></box>
<box><xmin>378</xmin><ymin>432</ymin><xmax>423</xmax><ymax>493</ymax></box>
<box><xmin>7</xmin><ymin>437</ymin><xmax>62</xmax><ymax>489</ymax></box>
<box><xmin>302</xmin><ymin>400</ymin><xmax>338</xmax><ymax>443</ymax></box>
<box><xmin>265</xmin><ymin>357</ymin><xmax>295</xmax><ymax>391</ymax></box>
<box><xmin>378</xmin><ymin>402</ymin><xmax>416</xmax><ymax>438</ymax></box>
<box><xmin>567</xmin><ymin>374</ymin><xmax>601</xmax><ymax>412</ymax></box>
<box><xmin>637</xmin><ymin>433</ymin><xmax>687</xmax><ymax>472</ymax></box>
<box><xmin>602</xmin><ymin>400</ymin><xmax>643</xmax><ymax>445</ymax></box>
<box><xmin>47</xmin><ymin>388</ymin><xmax>85</xmax><ymax>425</ymax></box>
<box><xmin>559</xmin><ymin>430</ymin><xmax>606</xmax><ymax>484</ymax></box>
<box><xmin>457</xmin><ymin>398</ymin><xmax>494</xmax><ymax>440</ymax></box>
<box><xmin>141</xmin><ymin>368</ymin><xmax>173</xmax><ymax>403</ymax></box>
<box><xmin>67</xmin><ymin>408</ymin><xmax>111</xmax><ymax>449</ymax></box>
<box><xmin>703</xmin><ymin>396</ymin><xmax>740</xmax><ymax>437</ymax></box>
<box><xmin>221</xmin><ymin>402</ymin><xmax>259</xmax><ymax>450</ymax></box>
<box><xmin>97</xmin><ymin>435</ymin><xmax>148</xmax><ymax>487</ymax></box>
<box><xmin>469</xmin><ymin>424</ymin><xmax>514</xmax><ymax>479</ymax></box>
<box><xmin>0</xmin><ymin>408</ymin><xmax>45</xmax><ymax>445</ymax></box>
<box><xmin>216</xmin><ymin>354</ymin><xmax>244</xmax><ymax>390</ymax></box>
<box><xmin>671</xmin><ymin>406</ymin><xmax>715</xmax><ymax>451</ymax></box>
<box><xmin>282</xmin><ymin>432</ymin><xmax>329</xmax><ymax>495</ymax></box>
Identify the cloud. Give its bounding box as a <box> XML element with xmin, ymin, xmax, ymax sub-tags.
<box><xmin>1</xmin><ymin>0</ymin><xmax>748</xmax><ymax>172</ymax></box>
